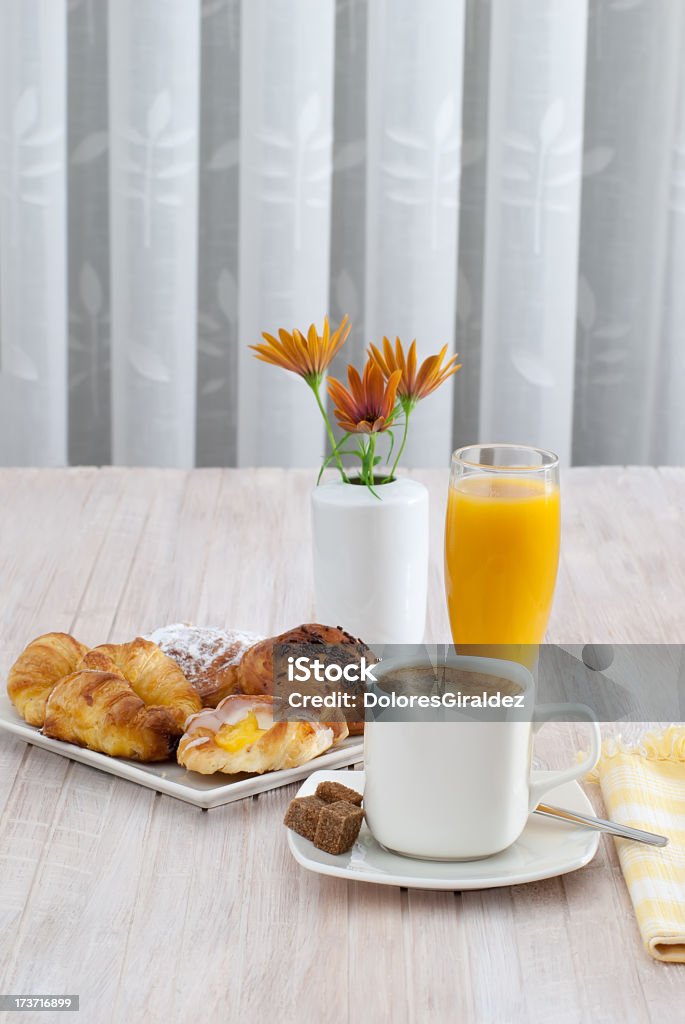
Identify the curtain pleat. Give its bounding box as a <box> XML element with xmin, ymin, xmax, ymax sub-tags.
<box><xmin>657</xmin><ymin>22</ymin><xmax>685</xmax><ymax>466</ymax></box>
<box><xmin>575</xmin><ymin>0</ymin><xmax>685</xmax><ymax>465</ymax></box>
<box><xmin>453</xmin><ymin>0</ymin><xmax>491</xmax><ymax>450</ymax></box>
<box><xmin>109</xmin><ymin>0</ymin><xmax>200</xmax><ymax>467</ymax></box>
<box><xmin>237</xmin><ymin>0</ymin><xmax>335</xmax><ymax>467</ymax></box>
<box><xmin>68</xmin><ymin>0</ymin><xmax>111</xmax><ymax>466</ymax></box>
<box><xmin>328</xmin><ymin>0</ymin><xmax>368</xmax><ymax>382</ymax></box>
<box><xmin>196</xmin><ymin>0</ymin><xmax>241</xmax><ymax>468</ymax></box>
<box><xmin>365</xmin><ymin>0</ymin><xmax>465</xmax><ymax>468</ymax></box>
<box><xmin>0</xmin><ymin>0</ymin><xmax>67</xmax><ymax>466</ymax></box>
<box><xmin>479</xmin><ymin>0</ymin><xmax>588</xmax><ymax>466</ymax></box>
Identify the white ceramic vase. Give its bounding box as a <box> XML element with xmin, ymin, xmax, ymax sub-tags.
<box><xmin>310</xmin><ymin>478</ymin><xmax>429</xmax><ymax>644</ymax></box>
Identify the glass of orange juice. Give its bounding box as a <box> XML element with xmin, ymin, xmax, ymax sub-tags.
<box><xmin>445</xmin><ymin>444</ymin><xmax>560</xmax><ymax>646</ymax></box>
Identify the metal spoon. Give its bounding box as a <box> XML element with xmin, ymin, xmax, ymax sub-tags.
<box><xmin>535</xmin><ymin>802</ymin><xmax>669</xmax><ymax>847</ymax></box>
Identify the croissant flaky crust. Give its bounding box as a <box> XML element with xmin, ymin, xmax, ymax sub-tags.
<box><xmin>82</xmin><ymin>640</ymin><xmax>202</xmax><ymax>730</ymax></box>
<box><xmin>238</xmin><ymin>624</ymin><xmax>369</xmax><ymax>735</ymax></box>
<box><xmin>44</xmin><ymin>670</ymin><xmax>184</xmax><ymax>762</ymax></box>
<box><xmin>7</xmin><ymin>632</ymin><xmax>90</xmax><ymax>727</ymax></box>
<box><xmin>177</xmin><ymin>693</ymin><xmax>349</xmax><ymax>775</ymax></box>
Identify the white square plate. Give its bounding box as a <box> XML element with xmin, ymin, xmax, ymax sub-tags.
<box><xmin>287</xmin><ymin>769</ymin><xmax>600</xmax><ymax>889</ymax></box>
<box><xmin>0</xmin><ymin>693</ymin><xmax>363</xmax><ymax>809</ymax></box>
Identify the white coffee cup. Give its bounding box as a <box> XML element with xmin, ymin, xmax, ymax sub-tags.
<box><xmin>363</xmin><ymin>654</ymin><xmax>601</xmax><ymax>861</ymax></box>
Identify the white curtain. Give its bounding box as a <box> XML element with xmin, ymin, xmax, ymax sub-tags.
<box><xmin>0</xmin><ymin>0</ymin><xmax>67</xmax><ymax>466</ymax></box>
<box><xmin>478</xmin><ymin>0</ymin><xmax>587</xmax><ymax>467</ymax></box>
<box><xmin>109</xmin><ymin>0</ymin><xmax>200</xmax><ymax>467</ymax></box>
<box><xmin>1</xmin><ymin>0</ymin><xmax>684</xmax><ymax>469</ymax></box>
<box><xmin>365</xmin><ymin>0</ymin><xmax>465</xmax><ymax>466</ymax></box>
<box><xmin>237</xmin><ymin>0</ymin><xmax>335</xmax><ymax>466</ymax></box>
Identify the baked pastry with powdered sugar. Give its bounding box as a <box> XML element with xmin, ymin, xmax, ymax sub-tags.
<box><xmin>147</xmin><ymin>623</ymin><xmax>262</xmax><ymax>708</ymax></box>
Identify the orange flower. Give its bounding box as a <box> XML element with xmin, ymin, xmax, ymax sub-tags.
<box><xmin>327</xmin><ymin>360</ymin><xmax>401</xmax><ymax>434</ymax></box>
<box><xmin>250</xmin><ymin>316</ymin><xmax>351</xmax><ymax>386</ymax></box>
<box><xmin>368</xmin><ymin>336</ymin><xmax>461</xmax><ymax>409</ymax></box>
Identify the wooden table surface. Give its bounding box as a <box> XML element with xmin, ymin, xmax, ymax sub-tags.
<box><xmin>0</xmin><ymin>466</ymin><xmax>683</xmax><ymax>1024</ymax></box>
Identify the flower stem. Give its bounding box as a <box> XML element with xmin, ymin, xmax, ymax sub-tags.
<box><xmin>362</xmin><ymin>433</ymin><xmax>381</xmax><ymax>498</ymax></box>
<box><xmin>311</xmin><ymin>381</ymin><xmax>349</xmax><ymax>483</ymax></box>
<box><xmin>384</xmin><ymin>408</ymin><xmax>411</xmax><ymax>483</ymax></box>
<box><xmin>367</xmin><ymin>433</ymin><xmax>376</xmax><ymax>486</ymax></box>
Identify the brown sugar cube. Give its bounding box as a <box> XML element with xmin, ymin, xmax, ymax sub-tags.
<box><xmin>315</xmin><ymin>780</ymin><xmax>363</xmax><ymax>806</ymax></box>
<box><xmin>313</xmin><ymin>800</ymin><xmax>364</xmax><ymax>855</ymax></box>
<box><xmin>283</xmin><ymin>796</ymin><xmax>325</xmax><ymax>841</ymax></box>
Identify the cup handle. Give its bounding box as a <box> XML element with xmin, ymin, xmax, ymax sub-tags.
<box><xmin>528</xmin><ymin>703</ymin><xmax>601</xmax><ymax>813</ymax></box>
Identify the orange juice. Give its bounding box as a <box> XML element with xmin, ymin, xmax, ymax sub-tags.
<box><xmin>445</xmin><ymin>475</ymin><xmax>560</xmax><ymax>645</ymax></box>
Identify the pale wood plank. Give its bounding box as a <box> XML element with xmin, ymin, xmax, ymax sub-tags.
<box><xmin>150</xmin><ymin>468</ymin><xmax>223</xmax><ymax>628</ymax></box>
<box><xmin>3</xmin><ymin>768</ymin><xmax>156</xmax><ymax>1024</ymax></box>
<box><xmin>0</xmin><ymin>468</ymin><xmax>109</xmax><ymax>642</ymax></box>
<box><xmin>0</xmin><ymin>738</ymin><xmax>27</xmax><ymax>821</ymax></box>
<box><xmin>195</xmin><ymin>468</ymin><xmax>275</xmax><ymax>634</ymax></box>
<box><xmin>459</xmin><ymin>888</ymin><xmax>527</xmax><ymax>1022</ymax></box>
<box><xmin>403</xmin><ymin>890</ymin><xmax>475</xmax><ymax>1022</ymax></box>
<box><xmin>413</xmin><ymin>468</ymin><xmax>451</xmax><ymax>645</ymax></box>
<box><xmin>0</xmin><ymin>468</ymin><xmax>99</xmax><ymax>666</ymax></box>
<box><xmin>562</xmin><ymin>846</ymin><xmax>652</xmax><ymax>1023</ymax></box>
<box><xmin>556</xmin><ymin>467</ymin><xmax>679</xmax><ymax>642</ymax></box>
<box><xmin>0</xmin><ymin>749</ymin><xmax>72</xmax><ymax>990</ymax></box>
<box><xmin>267</xmin><ymin>469</ymin><xmax>317</xmax><ymax>630</ymax></box>
<box><xmin>162</xmin><ymin>798</ymin><xmax>252</xmax><ymax>1022</ymax></box>
<box><xmin>234</xmin><ymin>786</ymin><xmax>350</xmax><ymax>1023</ymax></box>
<box><xmin>112</xmin><ymin>796</ymin><xmax>223</xmax><ymax>1024</ymax></box>
<box><xmin>107</xmin><ymin>469</ymin><xmax>189</xmax><ymax>640</ymax></box>
<box><xmin>347</xmin><ymin>882</ymin><xmax>408</xmax><ymax>1022</ymax></box>
<box><xmin>73</xmin><ymin>467</ymin><xmax>164</xmax><ymax>642</ymax></box>
<box><xmin>509</xmin><ymin>877</ymin><xmax>587</xmax><ymax>1024</ymax></box>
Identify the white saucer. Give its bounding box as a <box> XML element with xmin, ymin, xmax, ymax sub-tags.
<box><xmin>287</xmin><ymin>770</ymin><xmax>599</xmax><ymax>889</ymax></box>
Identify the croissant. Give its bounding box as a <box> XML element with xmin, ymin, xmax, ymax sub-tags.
<box><xmin>43</xmin><ymin>669</ymin><xmax>184</xmax><ymax>762</ymax></box>
<box><xmin>177</xmin><ymin>693</ymin><xmax>348</xmax><ymax>775</ymax></box>
<box><xmin>7</xmin><ymin>632</ymin><xmax>90</xmax><ymax>726</ymax></box>
<box><xmin>237</xmin><ymin>624</ymin><xmax>369</xmax><ymax>735</ymax></box>
<box><xmin>82</xmin><ymin>639</ymin><xmax>202</xmax><ymax>730</ymax></box>
<box><xmin>146</xmin><ymin>624</ymin><xmax>262</xmax><ymax>707</ymax></box>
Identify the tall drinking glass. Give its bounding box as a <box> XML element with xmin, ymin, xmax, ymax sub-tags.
<box><xmin>445</xmin><ymin>444</ymin><xmax>560</xmax><ymax>647</ymax></box>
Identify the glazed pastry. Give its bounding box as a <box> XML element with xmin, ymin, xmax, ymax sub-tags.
<box><xmin>177</xmin><ymin>693</ymin><xmax>348</xmax><ymax>775</ymax></box>
<box><xmin>237</xmin><ymin>624</ymin><xmax>369</xmax><ymax>735</ymax></box>
<box><xmin>44</xmin><ymin>670</ymin><xmax>182</xmax><ymax>762</ymax></box>
<box><xmin>146</xmin><ymin>623</ymin><xmax>262</xmax><ymax>707</ymax></box>
<box><xmin>7</xmin><ymin>632</ymin><xmax>90</xmax><ymax>727</ymax></box>
<box><xmin>81</xmin><ymin>639</ymin><xmax>202</xmax><ymax>730</ymax></box>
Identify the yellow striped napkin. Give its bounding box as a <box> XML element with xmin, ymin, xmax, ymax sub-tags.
<box><xmin>591</xmin><ymin>726</ymin><xmax>685</xmax><ymax>962</ymax></box>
